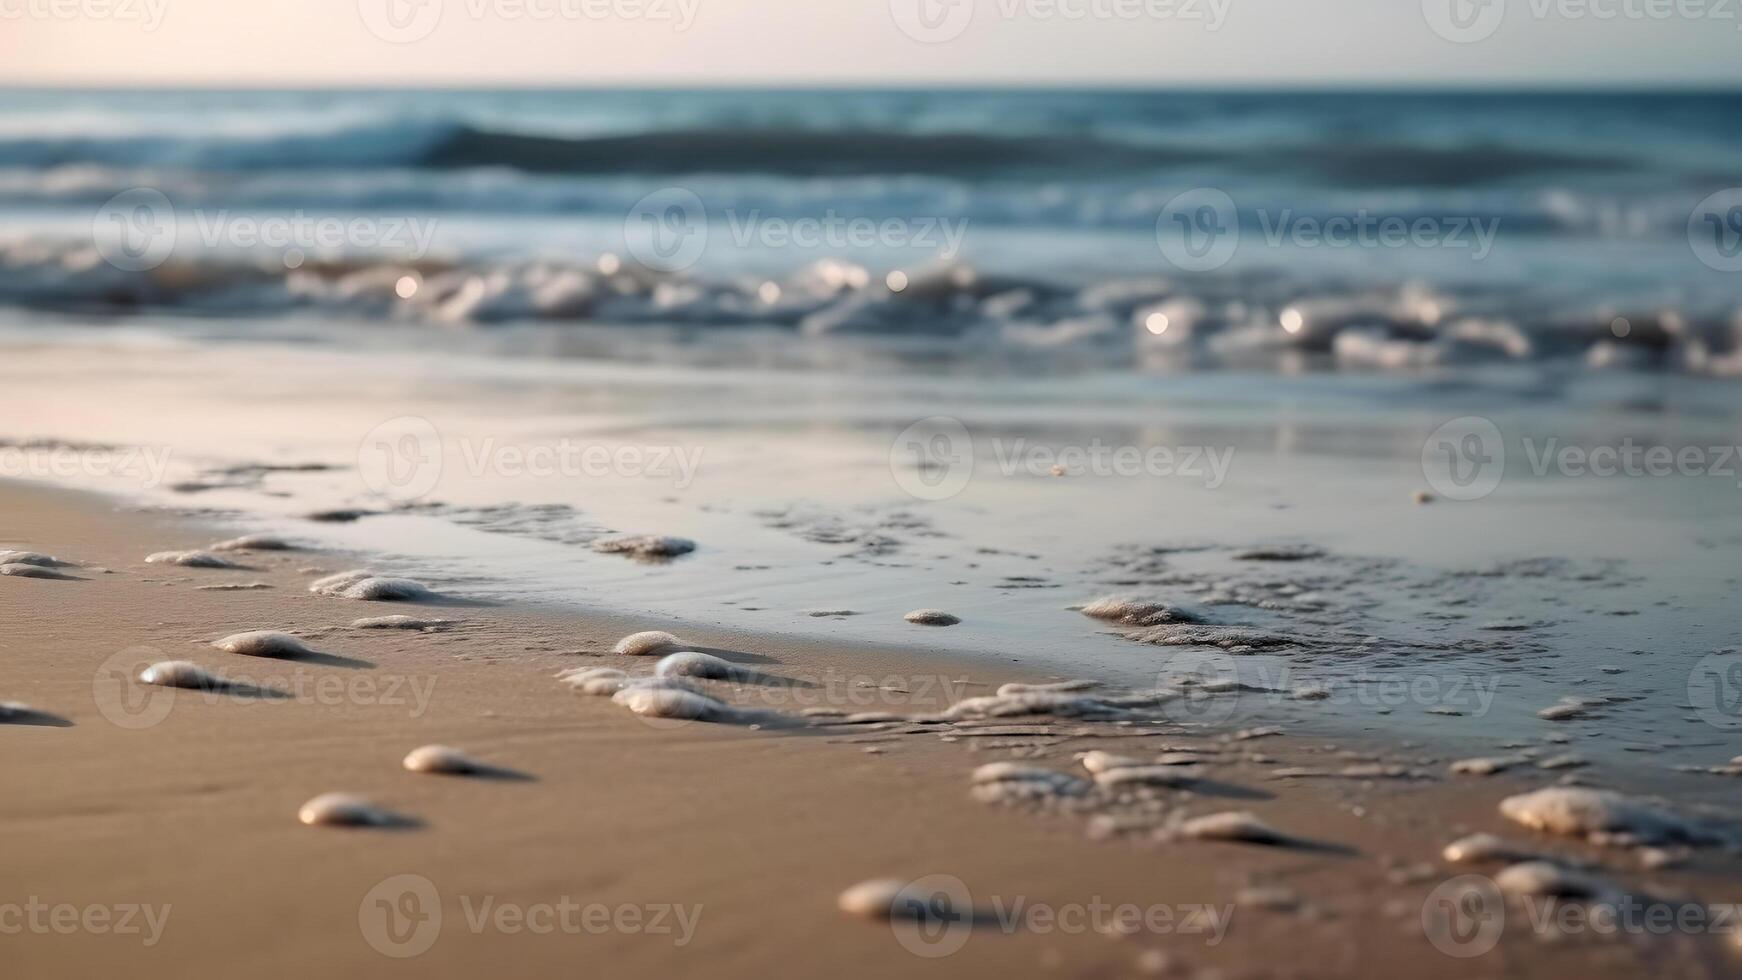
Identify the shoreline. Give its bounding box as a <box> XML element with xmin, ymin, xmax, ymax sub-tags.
<box><xmin>4</xmin><ymin>478</ymin><xmax>1739</xmax><ymax>978</ymax></box>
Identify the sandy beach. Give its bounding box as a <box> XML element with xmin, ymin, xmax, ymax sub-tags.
<box><xmin>4</xmin><ymin>478</ymin><xmax>1740</xmax><ymax>978</ymax></box>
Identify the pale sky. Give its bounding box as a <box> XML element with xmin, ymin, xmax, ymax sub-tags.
<box><xmin>0</xmin><ymin>0</ymin><xmax>1737</xmax><ymax>86</ymax></box>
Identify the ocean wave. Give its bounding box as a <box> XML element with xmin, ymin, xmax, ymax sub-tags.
<box><xmin>2</xmin><ymin>238</ymin><xmax>1736</xmax><ymax>376</ymax></box>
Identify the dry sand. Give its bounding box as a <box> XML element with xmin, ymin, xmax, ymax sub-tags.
<box><xmin>2</xmin><ymin>480</ymin><xmax>1737</xmax><ymax>978</ymax></box>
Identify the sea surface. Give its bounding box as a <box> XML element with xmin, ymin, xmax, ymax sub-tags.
<box><xmin>1</xmin><ymin>88</ymin><xmax>1740</xmax><ymax>781</ymax></box>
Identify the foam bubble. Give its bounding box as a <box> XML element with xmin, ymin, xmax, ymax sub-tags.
<box><xmin>308</xmin><ymin>570</ymin><xmax>373</xmax><ymax>594</ymax></box>
<box><xmin>0</xmin><ymin>563</ymin><xmax>75</xmax><ymax>579</ymax></box>
<box><xmin>352</xmin><ymin>615</ymin><xmax>456</xmax><ymax>630</ymax></box>
<box><xmin>943</xmin><ymin>692</ymin><xmax>1112</xmax><ymax>721</ymax></box>
<box><xmin>209</xmin><ymin>535</ymin><xmax>296</xmax><ymax>552</ymax></box>
<box><xmin>145</xmin><ymin>550</ymin><xmax>239</xmax><ymax>569</ymax></box>
<box><xmin>1080</xmin><ymin>750</ymin><xmax>1142</xmax><ymax>774</ymax></box>
<box><xmin>837</xmin><ymin>879</ymin><xmax>907</xmax><ymax>918</ymax></box>
<box><xmin>0</xmin><ymin>550</ymin><xmax>71</xmax><ymax>567</ymax></box>
<box><xmin>592</xmin><ymin>534</ymin><xmax>696</xmax><ymax>560</ymax></box>
<box><xmin>997</xmin><ymin>680</ymin><xmax>1099</xmax><ymax>696</ymax></box>
<box><xmin>402</xmin><ymin>745</ymin><xmax>486</xmax><ymax>775</ymax></box>
<box><xmin>655</xmin><ymin>651</ymin><xmax>750</xmax><ymax>680</ymax></box>
<box><xmin>1498</xmin><ymin>787</ymin><xmax>1711</xmax><ymax>846</ymax></box>
<box><xmin>1494</xmin><ymin>861</ymin><xmax>1606</xmax><ymax>899</ymax></box>
<box><xmin>296</xmin><ymin>793</ymin><xmax>403</xmax><ymax>828</ymax></box>
<box><xmin>138</xmin><ymin>660</ymin><xmax>226</xmax><ymax>689</ymax></box>
<box><xmin>1095</xmin><ymin>766</ymin><xmax>1193</xmax><ymax>789</ymax></box>
<box><xmin>211</xmin><ymin>630</ymin><xmax>317</xmax><ymax>659</ymax></box>
<box><xmin>1175</xmin><ymin>811</ymin><xmax>1291</xmax><ymax>845</ymax></box>
<box><xmin>611</xmin><ymin>686</ymin><xmax>741</xmax><ymax>722</ymax></box>
<box><xmin>613</xmin><ymin>630</ymin><xmax>684</xmax><ymax>656</ymax></box>
<box><xmin>310</xmin><ymin>571</ymin><xmax>434</xmax><ymax>601</ymax></box>
<box><xmin>1442</xmin><ymin>833</ymin><xmax>1543</xmax><ymax>865</ymax></box>
<box><xmin>970</xmin><ymin>761</ymin><xmax>1089</xmax><ymax>802</ymax></box>
<box><xmin>555</xmin><ymin>666</ymin><xmax>632</xmax><ymax>695</ymax></box>
<box><xmin>1078</xmin><ymin>596</ymin><xmax>1198</xmax><ymax>626</ymax></box>
<box><xmin>904</xmin><ymin>609</ymin><xmax>960</xmax><ymax>626</ymax></box>
<box><xmin>1450</xmin><ymin>757</ymin><xmax>1519</xmax><ymax>776</ymax></box>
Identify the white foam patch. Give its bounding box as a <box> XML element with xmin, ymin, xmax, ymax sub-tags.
<box><xmin>943</xmin><ymin>692</ymin><xmax>1113</xmax><ymax>721</ymax></box>
<box><xmin>297</xmin><ymin>793</ymin><xmax>400</xmax><ymax>827</ymax></box>
<box><xmin>211</xmin><ymin>630</ymin><xmax>316</xmax><ymax>659</ymax></box>
<box><xmin>837</xmin><ymin>879</ymin><xmax>907</xmax><ymax>918</ymax></box>
<box><xmin>903</xmin><ymin>609</ymin><xmax>960</xmax><ymax>626</ymax></box>
<box><xmin>655</xmin><ymin>651</ymin><xmax>755</xmax><ymax>680</ymax></box>
<box><xmin>1079</xmin><ymin>750</ymin><xmax>1143</xmax><ymax>774</ymax></box>
<box><xmin>338</xmin><ymin>577</ymin><xmax>434</xmax><ymax>601</ymax></box>
<box><xmin>309</xmin><ymin>570</ymin><xmax>374</xmax><ymax>594</ymax></box>
<box><xmin>1078</xmin><ymin>596</ymin><xmax>1197</xmax><ymax>626</ymax></box>
<box><xmin>592</xmin><ymin>534</ymin><xmax>696</xmax><ymax>559</ymax></box>
<box><xmin>969</xmin><ymin>761</ymin><xmax>1090</xmax><ymax>802</ymax></box>
<box><xmin>1175</xmin><ymin>811</ymin><xmax>1291</xmax><ymax>845</ymax></box>
<box><xmin>0</xmin><ymin>563</ymin><xmax>74</xmax><ymax>579</ymax></box>
<box><xmin>1494</xmin><ymin>861</ymin><xmax>1607</xmax><ymax>899</ymax></box>
<box><xmin>145</xmin><ymin>550</ymin><xmax>238</xmax><ymax>569</ymax></box>
<box><xmin>138</xmin><ymin>660</ymin><xmax>225</xmax><ymax>689</ymax></box>
<box><xmin>1442</xmin><ymin>833</ymin><xmax>1546</xmax><ymax>865</ymax></box>
<box><xmin>1450</xmin><ymin>757</ymin><xmax>1520</xmax><ymax>776</ymax></box>
<box><xmin>0</xmin><ymin>550</ymin><xmax>71</xmax><ymax>567</ymax></box>
<box><xmin>611</xmin><ymin>686</ymin><xmax>745</xmax><ymax>722</ymax></box>
<box><xmin>1498</xmin><ymin>787</ymin><xmax>1711</xmax><ymax>846</ymax></box>
<box><xmin>613</xmin><ymin>630</ymin><xmax>684</xmax><ymax>656</ymax></box>
<box><xmin>997</xmin><ymin>680</ymin><xmax>1099</xmax><ymax>696</ymax></box>
<box><xmin>351</xmin><ymin>615</ymin><xmax>456</xmax><ymax>629</ymax></box>
<box><xmin>210</xmin><ymin>535</ymin><xmax>296</xmax><ymax>552</ymax></box>
<box><xmin>403</xmin><ymin>745</ymin><xmax>486</xmax><ymax>775</ymax></box>
<box><xmin>1095</xmin><ymin>766</ymin><xmax>1194</xmax><ymax>789</ymax></box>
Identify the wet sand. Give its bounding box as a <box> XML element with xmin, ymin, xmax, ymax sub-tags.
<box><xmin>4</xmin><ymin>479</ymin><xmax>1740</xmax><ymax>978</ymax></box>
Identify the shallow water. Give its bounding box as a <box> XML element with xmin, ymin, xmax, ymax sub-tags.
<box><xmin>2</xmin><ymin>324</ymin><xmax>1739</xmax><ymax>783</ymax></box>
